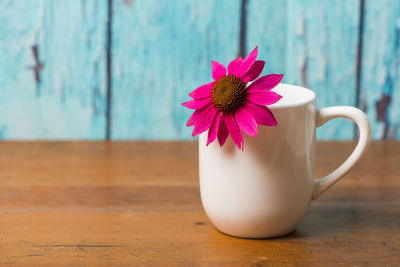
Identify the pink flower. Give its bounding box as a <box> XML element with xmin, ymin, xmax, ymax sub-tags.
<box><xmin>182</xmin><ymin>46</ymin><xmax>283</xmax><ymax>150</ymax></box>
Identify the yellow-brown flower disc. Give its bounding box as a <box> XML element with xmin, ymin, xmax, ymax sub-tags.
<box><xmin>211</xmin><ymin>75</ymin><xmax>247</xmax><ymax>113</ymax></box>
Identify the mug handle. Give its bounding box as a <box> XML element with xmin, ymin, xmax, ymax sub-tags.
<box><xmin>312</xmin><ymin>106</ymin><xmax>371</xmax><ymax>200</ymax></box>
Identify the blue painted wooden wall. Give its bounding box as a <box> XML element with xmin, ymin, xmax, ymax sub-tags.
<box><xmin>0</xmin><ymin>0</ymin><xmax>399</xmax><ymax>140</ymax></box>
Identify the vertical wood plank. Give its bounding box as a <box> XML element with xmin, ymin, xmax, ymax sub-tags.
<box><xmin>286</xmin><ymin>0</ymin><xmax>361</xmax><ymax>140</ymax></box>
<box><xmin>0</xmin><ymin>0</ymin><xmax>107</xmax><ymax>139</ymax></box>
<box><xmin>360</xmin><ymin>0</ymin><xmax>400</xmax><ymax>139</ymax></box>
<box><xmin>246</xmin><ymin>0</ymin><xmax>287</xmax><ymax>74</ymax></box>
<box><xmin>111</xmin><ymin>0</ymin><xmax>241</xmax><ymax>139</ymax></box>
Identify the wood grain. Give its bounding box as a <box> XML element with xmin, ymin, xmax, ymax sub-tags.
<box><xmin>286</xmin><ymin>0</ymin><xmax>361</xmax><ymax>140</ymax></box>
<box><xmin>0</xmin><ymin>0</ymin><xmax>400</xmax><ymax>141</ymax></box>
<box><xmin>0</xmin><ymin>0</ymin><xmax>107</xmax><ymax>139</ymax></box>
<box><xmin>246</xmin><ymin>0</ymin><xmax>287</xmax><ymax>74</ymax></box>
<box><xmin>361</xmin><ymin>0</ymin><xmax>400</xmax><ymax>140</ymax></box>
<box><xmin>0</xmin><ymin>141</ymin><xmax>398</xmax><ymax>266</ymax></box>
<box><xmin>110</xmin><ymin>0</ymin><xmax>241</xmax><ymax>139</ymax></box>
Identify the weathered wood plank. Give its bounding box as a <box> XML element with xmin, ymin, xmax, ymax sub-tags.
<box><xmin>286</xmin><ymin>0</ymin><xmax>361</xmax><ymax>140</ymax></box>
<box><xmin>0</xmin><ymin>0</ymin><xmax>107</xmax><ymax>139</ymax></box>
<box><xmin>1</xmin><ymin>0</ymin><xmax>399</xmax><ymax>141</ymax></box>
<box><xmin>360</xmin><ymin>0</ymin><xmax>400</xmax><ymax>140</ymax></box>
<box><xmin>0</xmin><ymin>141</ymin><xmax>399</xmax><ymax>265</ymax></box>
<box><xmin>246</xmin><ymin>0</ymin><xmax>287</xmax><ymax>75</ymax></box>
<box><xmin>111</xmin><ymin>0</ymin><xmax>241</xmax><ymax>139</ymax></box>
<box><xmin>1</xmin><ymin>141</ymin><xmax>399</xmax><ymax>187</ymax></box>
<box><xmin>0</xmin><ymin>206</ymin><xmax>399</xmax><ymax>265</ymax></box>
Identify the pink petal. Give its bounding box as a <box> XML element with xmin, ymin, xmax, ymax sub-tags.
<box><xmin>248</xmin><ymin>91</ymin><xmax>282</xmax><ymax>106</ymax></box>
<box><xmin>235</xmin><ymin>107</ymin><xmax>258</xmax><ymax>136</ymax></box>
<box><xmin>227</xmin><ymin>57</ymin><xmax>243</xmax><ymax>75</ymax></box>
<box><xmin>212</xmin><ymin>61</ymin><xmax>226</xmax><ymax>80</ymax></box>
<box><xmin>192</xmin><ymin>106</ymin><xmax>218</xmax><ymax>136</ymax></box>
<box><xmin>186</xmin><ymin>103</ymin><xmax>212</xmax><ymax>126</ymax></box>
<box><xmin>217</xmin><ymin>114</ymin><xmax>229</xmax><ymax>147</ymax></box>
<box><xmin>242</xmin><ymin>60</ymin><xmax>265</xmax><ymax>82</ymax></box>
<box><xmin>237</xmin><ymin>46</ymin><xmax>258</xmax><ymax>78</ymax></box>
<box><xmin>182</xmin><ymin>98</ymin><xmax>211</xmax><ymax>109</ymax></box>
<box><xmin>244</xmin><ymin>102</ymin><xmax>277</xmax><ymax>126</ymax></box>
<box><xmin>247</xmin><ymin>74</ymin><xmax>284</xmax><ymax>92</ymax></box>
<box><xmin>189</xmin><ymin>82</ymin><xmax>214</xmax><ymax>100</ymax></box>
<box><xmin>225</xmin><ymin>113</ymin><xmax>244</xmax><ymax>150</ymax></box>
<box><xmin>207</xmin><ymin>112</ymin><xmax>221</xmax><ymax>146</ymax></box>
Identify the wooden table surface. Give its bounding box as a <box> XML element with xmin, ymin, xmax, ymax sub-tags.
<box><xmin>0</xmin><ymin>141</ymin><xmax>398</xmax><ymax>266</ymax></box>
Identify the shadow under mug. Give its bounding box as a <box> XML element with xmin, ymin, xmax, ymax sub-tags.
<box><xmin>199</xmin><ymin>83</ymin><xmax>371</xmax><ymax>238</ymax></box>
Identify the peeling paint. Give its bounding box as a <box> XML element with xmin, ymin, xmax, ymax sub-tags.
<box><xmin>124</xmin><ymin>0</ymin><xmax>134</xmax><ymax>7</ymax></box>
<box><xmin>110</xmin><ymin>0</ymin><xmax>240</xmax><ymax>139</ymax></box>
<box><xmin>287</xmin><ymin>0</ymin><xmax>360</xmax><ymax>140</ymax></box>
<box><xmin>361</xmin><ymin>97</ymin><xmax>368</xmax><ymax>113</ymax></box>
<box><xmin>296</xmin><ymin>13</ymin><xmax>305</xmax><ymax>36</ymax></box>
<box><xmin>30</xmin><ymin>45</ymin><xmax>44</xmax><ymax>86</ymax></box>
<box><xmin>0</xmin><ymin>1</ymin><xmax>108</xmax><ymax>139</ymax></box>
<box><xmin>92</xmin><ymin>61</ymin><xmax>101</xmax><ymax>116</ymax></box>
<box><xmin>301</xmin><ymin>54</ymin><xmax>308</xmax><ymax>88</ymax></box>
<box><xmin>245</xmin><ymin>0</ymin><xmax>287</xmax><ymax>74</ymax></box>
<box><xmin>375</xmin><ymin>94</ymin><xmax>391</xmax><ymax>139</ymax></box>
<box><xmin>376</xmin><ymin>94</ymin><xmax>391</xmax><ymax>122</ymax></box>
<box><xmin>361</xmin><ymin>0</ymin><xmax>400</xmax><ymax>140</ymax></box>
<box><xmin>1</xmin><ymin>0</ymin><xmax>400</xmax><ymax>140</ymax></box>
<box><xmin>299</xmin><ymin>12</ymin><xmax>308</xmax><ymax>88</ymax></box>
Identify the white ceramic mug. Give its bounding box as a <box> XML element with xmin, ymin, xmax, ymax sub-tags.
<box><xmin>199</xmin><ymin>83</ymin><xmax>371</xmax><ymax>238</ymax></box>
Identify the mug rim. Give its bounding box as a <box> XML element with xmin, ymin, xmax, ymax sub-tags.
<box><xmin>269</xmin><ymin>83</ymin><xmax>316</xmax><ymax>109</ymax></box>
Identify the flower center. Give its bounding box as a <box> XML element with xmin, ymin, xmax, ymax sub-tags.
<box><xmin>211</xmin><ymin>75</ymin><xmax>247</xmax><ymax>113</ymax></box>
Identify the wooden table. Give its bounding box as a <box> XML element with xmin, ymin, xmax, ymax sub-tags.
<box><xmin>0</xmin><ymin>141</ymin><xmax>398</xmax><ymax>266</ymax></box>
